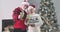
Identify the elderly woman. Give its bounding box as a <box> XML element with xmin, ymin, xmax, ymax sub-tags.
<box><xmin>26</xmin><ymin>5</ymin><xmax>43</xmax><ymax>32</ymax></box>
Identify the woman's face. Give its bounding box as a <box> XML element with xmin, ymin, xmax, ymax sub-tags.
<box><xmin>28</xmin><ymin>8</ymin><xmax>34</xmax><ymax>14</ymax></box>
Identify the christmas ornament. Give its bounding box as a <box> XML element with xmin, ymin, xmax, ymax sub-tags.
<box><xmin>38</xmin><ymin>0</ymin><xmax>59</xmax><ymax>32</ymax></box>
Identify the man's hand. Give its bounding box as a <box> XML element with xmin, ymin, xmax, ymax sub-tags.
<box><xmin>18</xmin><ymin>15</ymin><xmax>20</xmax><ymax>19</ymax></box>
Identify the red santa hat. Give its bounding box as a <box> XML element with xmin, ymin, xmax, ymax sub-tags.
<box><xmin>28</xmin><ymin>4</ymin><xmax>35</xmax><ymax>11</ymax></box>
<box><xmin>30</xmin><ymin>4</ymin><xmax>35</xmax><ymax>8</ymax></box>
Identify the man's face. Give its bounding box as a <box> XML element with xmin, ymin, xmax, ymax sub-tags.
<box><xmin>23</xmin><ymin>4</ymin><xmax>28</xmax><ymax>9</ymax></box>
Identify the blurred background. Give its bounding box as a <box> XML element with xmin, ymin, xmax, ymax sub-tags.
<box><xmin>0</xmin><ymin>0</ymin><xmax>60</xmax><ymax>32</ymax></box>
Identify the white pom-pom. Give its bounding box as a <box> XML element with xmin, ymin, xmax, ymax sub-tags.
<box><xmin>21</xmin><ymin>2</ymin><xmax>29</xmax><ymax>6</ymax></box>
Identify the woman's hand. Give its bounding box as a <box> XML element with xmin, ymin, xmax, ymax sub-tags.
<box><xmin>29</xmin><ymin>24</ymin><xmax>35</xmax><ymax>27</ymax></box>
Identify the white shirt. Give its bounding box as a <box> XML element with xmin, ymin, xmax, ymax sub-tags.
<box><xmin>27</xmin><ymin>13</ymin><xmax>43</xmax><ymax>26</ymax></box>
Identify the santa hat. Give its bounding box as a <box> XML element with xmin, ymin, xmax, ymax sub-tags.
<box><xmin>24</xmin><ymin>0</ymin><xmax>28</xmax><ymax>2</ymax></box>
<box><xmin>28</xmin><ymin>4</ymin><xmax>35</xmax><ymax>11</ymax></box>
<box><xmin>30</xmin><ymin>4</ymin><xmax>35</xmax><ymax>8</ymax></box>
<box><xmin>21</xmin><ymin>0</ymin><xmax>29</xmax><ymax>6</ymax></box>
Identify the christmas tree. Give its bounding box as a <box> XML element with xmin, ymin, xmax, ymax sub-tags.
<box><xmin>38</xmin><ymin>0</ymin><xmax>59</xmax><ymax>32</ymax></box>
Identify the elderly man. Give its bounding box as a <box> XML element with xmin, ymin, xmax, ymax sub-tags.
<box><xmin>12</xmin><ymin>1</ymin><xmax>29</xmax><ymax>32</ymax></box>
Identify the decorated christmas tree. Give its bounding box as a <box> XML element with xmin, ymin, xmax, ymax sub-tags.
<box><xmin>38</xmin><ymin>0</ymin><xmax>59</xmax><ymax>32</ymax></box>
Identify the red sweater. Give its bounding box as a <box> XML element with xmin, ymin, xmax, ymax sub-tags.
<box><xmin>12</xmin><ymin>7</ymin><xmax>27</xmax><ymax>30</ymax></box>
